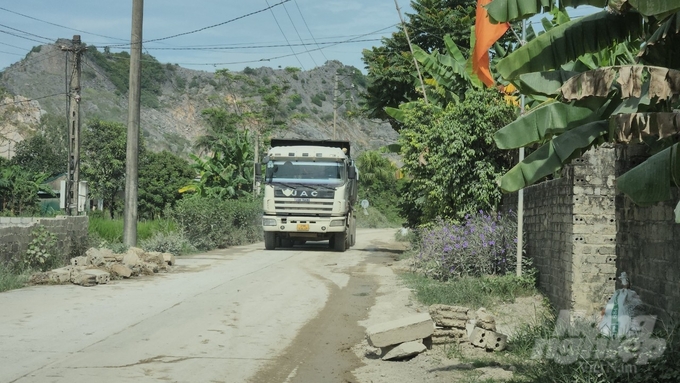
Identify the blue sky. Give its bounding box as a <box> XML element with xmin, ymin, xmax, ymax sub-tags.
<box><xmin>0</xmin><ymin>0</ymin><xmax>413</xmax><ymax>73</ymax></box>
<box><xmin>0</xmin><ymin>1</ymin><xmax>600</xmax><ymax>74</ymax></box>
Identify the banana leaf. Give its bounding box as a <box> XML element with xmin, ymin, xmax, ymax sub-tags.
<box><xmin>515</xmin><ymin>70</ymin><xmax>579</xmax><ymax>97</ymax></box>
<box><xmin>496</xmin><ymin>11</ymin><xmax>642</xmax><ymax>80</ymax></box>
<box><xmin>494</xmin><ymin>101</ymin><xmax>602</xmax><ymax>149</ymax></box>
<box><xmin>486</xmin><ymin>0</ymin><xmax>607</xmax><ymax>24</ymax></box>
<box><xmin>613</xmin><ymin>112</ymin><xmax>680</xmax><ymax>143</ymax></box>
<box><xmin>500</xmin><ymin>121</ymin><xmax>609</xmax><ymax>193</ymax></box>
<box><xmin>627</xmin><ymin>0</ymin><xmax>680</xmax><ymax>17</ymax></box>
<box><xmin>617</xmin><ymin>143</ymin><xmax>680</xmax><ymax>207</ymax></box>
<box><xmin>500</xmin><ymin>120</ymin><xmax>609</xmax><ymax>192</ymax></box>
<box><xmin>385</xmin><ymin>106</ymin><xmax>406</xmax><ymax>123</ymax></box>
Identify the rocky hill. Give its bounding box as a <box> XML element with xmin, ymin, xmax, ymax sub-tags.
<box><xmin>0</xmin><ymin>39</ymin><xmax>397</xmax><ymax>157</ymax></box>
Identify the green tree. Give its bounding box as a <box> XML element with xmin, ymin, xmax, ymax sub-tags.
<box><xmin>398</xmin><ymin>89</ymin><xmax>516</xmax><ymax>226</ymax></box>
<box><xmin>487</xmin><ymin>0</ymin><xmax>680</xmax><ymax>219</ymax></box>
<box><xmin>81</xmin><ymin>120</ymin><xmax>137</xmax><ymax>219</ymax></box>
<box><xmin>356</xmin><ymin>150</ymin><xmax>402</xmax><ymax>222</ymax></box>
<box><xmin>10</xmin><ymin>114</ymin><xmax>68</xmax><ymax>178</ymax></box>
<box><xmin>0</xmin><ymin>163</ymin><xmax>52</xmax><ymax>215</ymax></box>
<box><xmin>138</xmin><ymin>151</ymin><xmax>195</xmax><ymax>219</ymax></box>
<box><xmin>362</xmin><ymin>0</ymin><xmax>479</xmax><ymax>129</ymax></box>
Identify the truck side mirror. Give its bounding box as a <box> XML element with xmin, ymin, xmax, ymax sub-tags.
<box><xmin>348</xmin><ymin>166</ymin><xmax>357</xmax><ymax>180</ymax></box>
<box><xmin>262</xmin><ymin>155</ymin><xmax>270</xmax><ymax>164</ymax></box>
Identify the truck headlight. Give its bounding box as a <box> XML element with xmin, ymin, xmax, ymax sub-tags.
<box><xmin>330</xmin><ymin>219</ymin><xmax>345</xmax><ymax>227</ymax></box>
<box><xmin>262</xmin><ymin>218</ymin><xmax>277</xmax><ymax>226</ymax></box>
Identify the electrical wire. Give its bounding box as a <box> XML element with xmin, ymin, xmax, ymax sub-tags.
<box><xmin>142</xmin><ymin>39</ymin><xmax>380</xmax><ymax>51</ymax></box>
<box><xmin>0</xmin><ymin>23</ymin><xmax>53</xmax><ymax>43</ymax></box>
<box><xmin>0</xmin><ymin>50</ymin><xmax>22</xmax><ymax>56</ymax></box>
<box><xmin>281</xmin><ymin>2</ymin><xmax>317</xmax><ymax>67</ymax></box>
<box><xmin>0</xmin><ymin>6</ymin><xmax>127</xmax><ymax>43</ymax></box>
<box><xmin>0</xmin><ymin>29</ymin><xmax>52</xmax><ymax>45</ymax></box>
<box><xmin>293</xmin><ymin>0</ymin><xmax>328</xmax><ymax>62</ymax></box>
<box><xmin>0</xmin><ymin>41</ymin><xmax>28</xmax><ymax>51</ymax></box>
<box><xmin>265</xmin><ymin>0</ymin><xmax>305</xmax><ymax>70</ymax></box>
<box><xmin>108</xmin><ymin>0</ymin><xmax>293</xmax><ymax>47</ymax></box>
<box><xmin>0</xmin><ymin>93</ymin><xmax>66</xmax><ymax>107</ymax></box>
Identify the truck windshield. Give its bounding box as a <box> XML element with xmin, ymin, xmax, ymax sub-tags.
<box><xmin>268</xmin><ymin>160</ymin><xmax>345</xmax><ymax>184</ymax></box>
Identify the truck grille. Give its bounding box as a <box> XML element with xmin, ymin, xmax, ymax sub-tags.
<box><xmin>274</xmin><ymin>198</ymin><xmax>334</xmax><ymax>215</ymax></box>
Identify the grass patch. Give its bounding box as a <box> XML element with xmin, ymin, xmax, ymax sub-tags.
<box><xmin>400</xmin><ymin>272</ymin><xmax>538</xmax><ymax>309</ymax></box>
<box><xmin>89</xmin><ymin>217</ymin><xmax>176</xmax><ymax>243</ymax></box>
<box><xmin>356</xmin><ymin>206</ymin><xmax>403</xmax><ymax>229</ymax></box>
<box><xmin>0</xmin><ymin>263</ymin><xmax>29</xmax><ymax>292</ymax></box>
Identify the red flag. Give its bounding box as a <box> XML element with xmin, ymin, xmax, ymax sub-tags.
<box><xmin>472</xmin><ymin>0</ymin><xmax>509</xmax><ymax>87</ymax></box>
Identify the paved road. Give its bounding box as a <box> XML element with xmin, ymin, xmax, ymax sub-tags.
<box><xmin>0</xmin><ymin>228</ymin><xmax>401</xmax><ymax>383</ymax></box>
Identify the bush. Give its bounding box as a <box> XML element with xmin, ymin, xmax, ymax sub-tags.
<box><xmin>412</xmin><ymin>211</ymin><xmax>520</xmax><ymax>280</ymax></box>
<box><xmin>0</xmin><ymin>262</ymin><xmax>28</xmax><ymax>292</ymax></box>
<box><xmin>168</xmin><ymin>197</ymin><xmax>262</xmax><ymax>250</ymax></box>
<box><xmin>11</xmin><ymin>226</ymin><xmax>62</xmax><ymax>272</ymax></box>
<box><xmin>140</xmin><ymin>231</ymin><xmax>195</xmax><ymax>255</ymax></box>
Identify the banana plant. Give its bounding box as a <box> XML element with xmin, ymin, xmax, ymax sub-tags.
<box><xmin>488</xmin><ymin>0</ymin><xmax>680</xmax><ymax>221</ymax></box>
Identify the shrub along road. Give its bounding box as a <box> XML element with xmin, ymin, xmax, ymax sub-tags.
<box><xmin>0</xmin><ymin>229</ymin><xmax>406</xmax><ymax>383</ymax></box>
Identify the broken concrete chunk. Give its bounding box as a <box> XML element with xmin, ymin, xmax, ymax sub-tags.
<box><xmin>429</xmin><ymin>304</ymin><xmax>469</xmax><ymax>324</ymax></box>
<box><xmin>162</xmin><ymin>252</ymin><xmax>176</xmax><ymax>266</ymax></box>
<box><xmin>85</xmin><ymin>248</ymin><xmax>106</xmax><ymax>267</ymax></box>
<box><xmin>71</xmin><ymin>271</ymin><xmax>97</xmax><ymax>286</ymax></box>
<box><xmin>110</xmin><ymin>264</ymin><xmax>132</xmax><ymax>278</ymax></box>
<box><xmin>366</xmin><ymin>313</ymin><xmax>434</xmax><ymax>348</ymax></box>
<box><xmin>47</xmin><ymin>267</ymin><xmax>73</xmax><ymax>284</ymax></box>
<box><xmin>122</xmin><ymin>251</ymin><xmax>141</xmax><ymax>267</ymax></box>
<box><xmin>432</xmin><ymin>327</ymin><xmax>467</xmax><ymax>344</ymax></box>
<box><xmin>143</xmin><ymin>251</ymin><xmax>165</xmax><ymax>266</ymax></box>
<box><xmin>469</xmin><ymin>327</ymin><xmax>507</xmax><ymax>351</ymax></box>
<box><xmin>70</xmin><ymin>256</ymin><xmax>89</xmax><ymax>267</ymax></box>
<box><xmin>382</xmin><ymin>340</ymin><xmax>427</xmax><ymax>361</ymax></box>
<box><xmin>82</xmin><ymin>269</ymin><xmax>110</xmax><ymax>285</ymax></box>
<box><xmin>475</xmin><ymin>308</ymin><xmax>497</xmax><ymax>331</ymax></box>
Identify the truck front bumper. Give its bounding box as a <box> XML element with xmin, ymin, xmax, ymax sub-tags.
<box><xmin>262</xmin><ymin>216</ymin><xmax>346</xmax><ymax>234</ymax></box>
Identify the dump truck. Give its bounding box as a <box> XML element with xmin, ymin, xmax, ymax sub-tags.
<box><xmin>260</xmin><ymin>139</ymin><xmax>358</xmax><ymax>251</ymax></box>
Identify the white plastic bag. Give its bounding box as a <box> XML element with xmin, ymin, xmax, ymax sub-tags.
<box><xmin>599</xmin><ymin>272</ymin><xmax>642</xmax><ymax>338</ymax></box>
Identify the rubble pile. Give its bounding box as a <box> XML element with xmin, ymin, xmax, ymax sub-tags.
<box><xmin>367</xmin><ymin>305</ymin><xmax>509</xmax><ymax>361</ymax></box>
<box><xmin>29</xmin><ymin>247</ymin><xmax>176</xmax><ymax>287</ymax></box>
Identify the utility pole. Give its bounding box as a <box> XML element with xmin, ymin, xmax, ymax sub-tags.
<box><xmin>393</xmin><ymin>0</ymin><xmax>428</xmax><ymax>103</ymax></box>
<box><xmin>332</xmin><ymin>73</ymin><xmax>338</xmax><ymax>140</ymax></box>
<box><xmin>62</xmin><ymin>35</ymin><xmax>83</xmax><ymax>216</ymax></box>
<box><xmin>253</xmin><ymin>132</ymin><xmax>260</xmax><ymax>196</ymax></box>
<box><xmin>124</xmin><ymin>0</ymin><xmax>143</xmax><ymax>246</ymax></box>
<box><xmin>516</xmin><ymin>20</ymin><xmax>527</xmax><ymax>277</ymax></box>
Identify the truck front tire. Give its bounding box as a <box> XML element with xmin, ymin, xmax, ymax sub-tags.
<box><xmin>264</xmin><ymin>232</ymin><xmax>276</xmax><ymax>250</ymax></box>
<box><xmin>334</xmin><ymin>232</ymin><xmax>347</xmax><ymax>252</ymax></box>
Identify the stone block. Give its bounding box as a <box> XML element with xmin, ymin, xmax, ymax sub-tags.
<box><xmin>469</xmin><ymin>327</ymin><xmax>507</xmax><ymax>351</ymax></box>
<box><xmin>162</xmin><ymin>252</ymin><xmax>176</xmax><ymax>266</ymax></box>
<box><xmin>85</xmin><ymin>248</ymin><xmax>106</xmax><ymax>267</ymax></box>
<box><xmin>71</xmin><ymin>271</ymin><xmax>97</xmax><ymax>286</ymax></box>
<box><xmin>70</xmin><ymin>256</ymin><xmax>89</xmax><ymax>267</ymax></box>
<box><xmin>110</xmin><ymin>264</ymin><xmax>132</xmax><ymax>278</ymax></box>
<box><xmin>143</xmin><ymin>251</ymin><xmax>165</xmax><ymax>266</ymax></box>
<box><xmin>122</xmin><ymin>251</ymin><xmax>141</xmax><ymax>267</ymax></box>
<box><xmin>382</xmin><ymin>340</ymin><xmax>427</xmax><ymax>361</ymax></box>
<box><xmin>82</xmin><ymin>269</ymin><xmax>110</xmax><ymax>284</ymax></box>
<box><xmin>474</xmin><ymin>308</ymin><xmax>497</xmax><ymax>331</ymax></box>
<box><xmin>432</xmin><ymin>327</ymin><xmax>467</xmax><ymax>344</ymax></box>
<box><xmin>366</xmin><ymin>313</ymin><xmax>434</xmax><ymax>348</ymax></box>
<box><xmin>128</xmin><ymin>247</ymin><xmax>146</xmax><ymax>257</ymax></box>
<box><xmin>428</xmin><ymin>304</ymin><xmax>469</xmax><ymax>328</ymax></box>
<box><xmin>48</xmin><ymin>267</ymin><xmax>72</xmax><ymax>284</ymax></box>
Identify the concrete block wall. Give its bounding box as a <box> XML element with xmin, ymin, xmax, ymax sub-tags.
<box><xmin>504</xmin><ymin>146</ymin><xmax>618</xmax><ymax>315</ymax></box>
<box><xmin>0</xmin><ymin>216</ymin><xmax>89</xmax><ymax>264</ymax></box>
<box><xmin>616</xmin><ymin>144</ymin><xmax>680</xmax><ymax>321</ymax></box>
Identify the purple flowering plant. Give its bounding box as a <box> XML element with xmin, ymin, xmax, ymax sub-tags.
<box><xmin>413</xmin><ymin>210</ymin><xmax>520</xmax><ymax>281</ymax></box>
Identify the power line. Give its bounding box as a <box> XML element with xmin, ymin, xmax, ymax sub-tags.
<box><xmin>0</xmin><ymin>41</ymin><xmax>28</xmax><ymax>50</ymax></box>
<box><xmin>142</xmin><ymin>38</ymin><xmax>380</xmax><ymax>51</ymax></box>
<box><xmin>265</xmin><ymin>0</ymin><xmax>305</xmax><ymax>70</ymax></box>
<box><xmin>0</xmin><ymin>50</ymin><xmax>23</xmax><ymax>56</ymax></box>
<box><xmin>0</xmin><ymin>23</ymin><xmax>53</xmax><ymax>43</ymax></box>
<box><xmin>0</xmin><ymin>6</ymin><xmax>127</xmax><ymax>43</ymax></box>
<box><xmin>0</xmin><ymin>93</ymin><xmax>66</xmax><ymax>107</ymax></box>
<box><xmin>112</xmin><ymin>0</ymin><xmax>293</xmax><ymax>46</ymax></box>
<box><xmin>293</xmin><ymin>0</ymin><xmax>328</xmax><ymax>62</ymax></box>
<box><xmin>281</xmin><ymin>2</ymin><xmax>317</xmax><ymax>67</ymax></box>
<box><xmin>0</xmin><ymin>29</ymin><xmax>52</xmax><ymax>45</ymax></box>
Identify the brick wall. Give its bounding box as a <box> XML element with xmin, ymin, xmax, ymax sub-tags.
<box><xmin>616</xmin><ymin>144</ymin><xmax>680</xmax><ymax>321</ymax></box>
<box><xmin>504</xmin><ymin>146</ymin><xmax>618</xmax><ymax>315</ymax></box>
<box><xmin>0</xmin><ymin>216</ymin><xmax>89</xmax><ymax>264</ymax></box>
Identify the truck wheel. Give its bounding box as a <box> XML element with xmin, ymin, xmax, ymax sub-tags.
<box><xmin>334</xmin><ymin>232</ymin><xmax>347</xmax><ymax>252</ymax></box>
<box><xmin>264</xmin><ymin>232</ymin><xmax>276</xmax><ymax>250</ymax></box>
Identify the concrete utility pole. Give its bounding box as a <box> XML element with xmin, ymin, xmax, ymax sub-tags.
<box><xmin>62</xmin><ymin>35</ymin><xmax>83</xmax><ymax>216</ymax></box>
<box><xmin>124</xmin><ymin>0</ymin><xmax>144</xmax><ymax>246</ymax></box>
<box><xmin>332</xmin><ymin>73</ymin><xmax>338</xmax><ymax>140</ymax></box>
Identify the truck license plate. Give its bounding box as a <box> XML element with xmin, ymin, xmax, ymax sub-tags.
<box><xmin>297</xmin><ymin>224</ymin><xmax>310</xmax><ymax>231</ymax></box>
